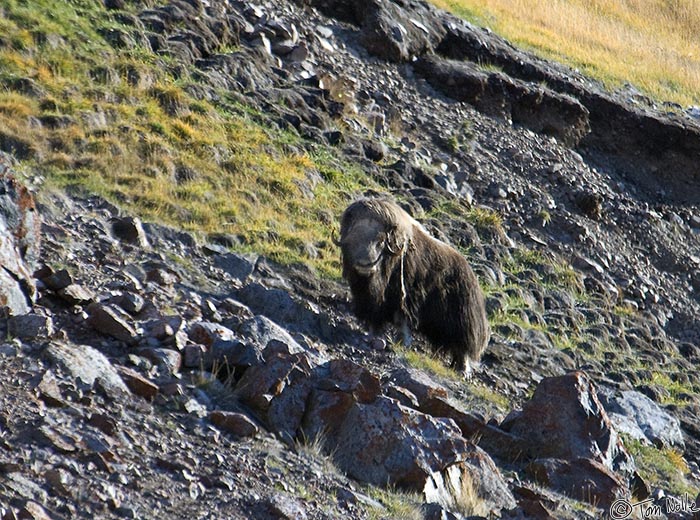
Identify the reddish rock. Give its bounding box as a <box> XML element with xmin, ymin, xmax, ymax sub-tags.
<box><xmin>421</xmin><ymin>395</ymin><xmax>528</xmax><ymax>462</ymax></box>
<box><xmin>501</xmin><ymin>371</ymin><xmax>632</xmax><ymax>474</ymax></box>
<box><xmin>86</xmin><ymin>303</ymin><xmax>138</xmax><ymax>344</ymax></box>
<box><xmin>116</xmin><ymin>366</ymin><xmax>158</xmax><ymax>400</ymax></box>
<box><xmin>235</xmin><ymin>344</ymin><xmax>317</xmax><ymax>414</ymax></box>
<box><xmin>388</xmin><ymin>367</ymin><xmax>448</xmax><ymax>405</ymax></box>
<box><xmin>526</xmin><ymin>457</ymin><xmax>629</xmax><ymax>509</ymax></box>
<box><xmin>327</xmin><ymin>359</ymin><xmax>381</xmax><ymax>403</ymax></box>
<box><xmin>36</xmin><ymin>370</ymin><xmax>66</xmax><ymax>407</ymax></box>
<box><xmin>210</xmin><ymin>411</ymin><xmax>259</xmax><ymax>438</ymax></box>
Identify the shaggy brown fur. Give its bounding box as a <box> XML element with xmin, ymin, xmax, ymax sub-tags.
<box><xmin>339</xmin><ymin>197</ymin><xmax>490</xmax><ymax>374</ymax></box>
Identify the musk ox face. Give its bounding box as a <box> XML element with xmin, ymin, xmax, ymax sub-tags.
<box><xmin>340</xmin><ymin>218</ymin><xmax>393</xmax><ymax>276</ymax></box>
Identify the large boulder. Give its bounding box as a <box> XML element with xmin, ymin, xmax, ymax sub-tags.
<box><xmin>526</xmin><ymin>458</ymin><xmax>628</xmax><ymax>508</ymax></box>
<box><xmin>502</xmin><ymin>371</ymin><xmax>632</xmax><ymax>473</ymax></box>
<box><xmin>43</xmin><ymin>341</ymin><xmax>130</xmax><ymax>399</ymax></box>
<box><xmin>0</xmin><ymin>153</ymin><xmax>40</xmax><ymax>316</ymax></box>
<box><xmin>501</xmin><ymin>372</ymin><xmax>634</xmax><ymax>507</ymax></box>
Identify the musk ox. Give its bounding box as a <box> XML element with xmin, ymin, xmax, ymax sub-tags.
<box><xmin>339</xmin><ymin>197</ymin><xmax>490</xmax><ymax>375</ymax></box>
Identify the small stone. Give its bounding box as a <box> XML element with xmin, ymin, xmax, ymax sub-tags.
<box><xmin>210</xmin><ymin>411</ymin><xmax>259</xmax><ymax>438</ymax></box>
<box><xmin>146</xmin><ymin>268</ymin><xmax>177</xmax><ymax>286</ymax></box>
<box><xmin>7</xmin><ymin>314</ymin><xmax>54</xmax><ymax>339</ymax></box>
<box><xmin>135</xmin><ymin>348</ymin><xmax>182</xmax><ymax>375</ymax></box>
<box><xmin>288</xmin><ymin>42</ymin><xmax>309</xmax><ymax>62</ymax></box>
<box><xmin>111</xmin><ymin>216</ymin><xmax>148</xmax><ymax>247</ymax></box>
<box><xmin>183</xmin><ymin>398</ymin><xmax>207</xmax><ymax>417</ymax></box>
<box><xmin>18</xmin><ymin>501</ymin><xmax>52</xmax><ymax>520</ymax></box>
<box><xmin>42</xmin><ymin>269</ymin><xmax>73</xmax><ymax>291</ymax></box>
<box><xmin>257</xmin><ymin>494</ymin><xmax>308</xmax><ymax>520</ymax></box>
<box><xmin>44</xmin><ymin>468</ymin><xmax>73</xmax><ymax>497</ymax></box>
<box><xmin>116</xmin><ymin>366</ymin><xmax>158</xmax><ymax>400</ymax></box>
<box><xmin>369</xmin><ymin>337</ymin><xmax>386</xmax><ymax>350</ymax></box>
<box><xmin>87</xmin><ymin>303</ymin><xmax>137</xmax><ymax>344</ymax></box>
<box><xmin>188</xmin><ymin>321</ymin><xmax>235</xmax><ymax>347</ymax></box>
<box><xmin>118</xmin><ymin>292</ymin><xmax>144</xmax><ymax>314</ymax></box>
<box><xmin>36</xmin><ymin>370</ymin><xmax>66</xmax><ymax>407</ymax></box>
<box><xmin>57</xmin><ymin>284</ymin><xmax>94</xmax><ymax>306</ymax></box>
<box><xmin>88</xmin><ymin>414</ymin><xmax>118</xmax><ymax>436</ymax></box>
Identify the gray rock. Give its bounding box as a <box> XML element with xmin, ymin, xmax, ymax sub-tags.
<box><xmin>188</xmin><ymin>321</ymin><xmax>235</xmax><ymax>347</ymax></box>
<box><xmin>236</xmin><ymin>283</ymin><xmax>323</xmax><ymax>335</ymax></box>
<box><xmin>57</xmin><ymin>284</ymin><xmax>94</xmax><ymax>306</ymax></box>
<box><xmin>237</xmin><ymin>315</ymin><xmax>306</xmax><ymax>356</ymax></box>
<box><xmin>212</xmin><ymin>252</ymin><xmax>257</xmax><ymax>280</ymax></box>
<box><xmin>413</xmin><ymin>55</ymin><xmax>590</xmax><ymax>146</ymax></box>
<box><xmin>44</xmin><ymin>341</ymin><xmax>129</xmax><ymax>398</ymax></box>
<box><xmin>599</xmin><ymin>388</ymin><xmax>685</xmax><ymax>449</ymax></box>
<box><xmin>209</xmin><ymin>338</ymin><xmax>263</xmax><ymax>370</ymax></box>
<box><xmin>135</xmin><ymin>348</ymin><xmax>182</xmax><ymax>375</ymax></box>
<box><xmin>7</xmin><ymin>313</ymin><xmax>53</xmax><ymax>339</ymax></box>
<box><xmin>117</xmin><ymin>292</ymin><xmax>145</xmax><ymax>314</ymax></box>
<box><xmin>42</xmin><ymin>269</ymin><xmax>73</xmax><ymax>291</ymax></box>
<box><xmin>256</xmin><ymin>493</ymin><xmax>307</xmax><ymax>520</ymax></box>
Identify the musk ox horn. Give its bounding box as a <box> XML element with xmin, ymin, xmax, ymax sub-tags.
<box><xmin>331</xmin><ymin>230</ymin><xmax>342</xmax><ymax>246</ymax></box>
<box><xmin>339</xmin><ymin>197</ymin><xmax>490</xmax><ymax>377</ymax></box>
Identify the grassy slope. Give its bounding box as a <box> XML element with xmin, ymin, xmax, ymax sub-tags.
<box><xmin>0</xmin><ymin>0</ymin><xmax>373</xmax><ymax>277</ymax></box>
<box><xmin>431</xmin><ymin>0</ymin><xmax>700</xmax><ymax>107</ymax></box>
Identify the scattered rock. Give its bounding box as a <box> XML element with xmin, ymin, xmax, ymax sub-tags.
<box><xmin>7</xmin><ymin>313</ymin><xmax>54</xmax><ymax>339</ymax></box>
<box><xmin>116</xmin><ymin>366</ymin><xmax>159</xmax><ymax>400</ymax></box>
<box><xmin>210</xmin><ymin>411</ymin><xmax>259</xmax><ymax>438</ymax></box>
<box><xmin>86</xmin><ymin>302</ymin><xmax>138</xmax><ymax>344</ymax></box>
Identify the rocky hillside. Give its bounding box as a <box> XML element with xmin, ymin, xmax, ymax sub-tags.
<box><xmin>1</xmin><ymin>0</ymin><xmax>700</xmax><ymax>518</ymax></box>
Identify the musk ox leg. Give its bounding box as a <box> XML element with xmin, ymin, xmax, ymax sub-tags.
<box><xmin>399</xmin><ymin>320</ymin><xmax>413</xmax><ymax>347</ymax></box>
<box><xmin>450</xmin><ymin>350</ymin><xmax>475</xmax><ymax>380</ymax></box>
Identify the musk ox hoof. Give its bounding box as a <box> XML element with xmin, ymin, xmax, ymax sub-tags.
<box><xmin>368</xmin><ymin>336</ymin><xmax>387</xmax><ymax>351</ymax></box>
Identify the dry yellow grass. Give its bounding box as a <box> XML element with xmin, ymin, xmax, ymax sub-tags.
<box><xmin>431</xmin><ymin>0</ymin><xmax>700</xmax><ymax>106</ymax></box>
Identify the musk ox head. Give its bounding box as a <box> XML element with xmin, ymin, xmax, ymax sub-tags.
<box><xmin>339</xmin><ymin>198</ymin><xmax>413</xmax><ymax>277</ymax></box>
